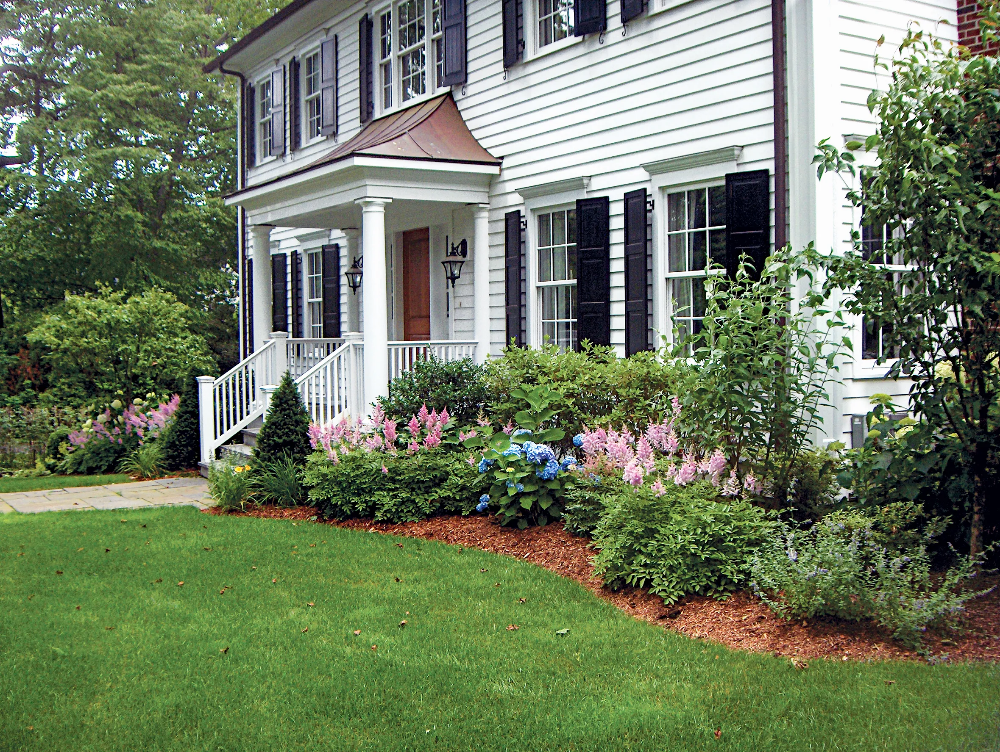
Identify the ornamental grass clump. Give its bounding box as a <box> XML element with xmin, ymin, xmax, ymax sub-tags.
<box><xmin>208</xmin><ymin>460</ymin><xmax>254</xmax><ymax>511</ymax></box>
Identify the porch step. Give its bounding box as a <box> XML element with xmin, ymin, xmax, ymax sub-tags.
<box><xmin>240</xmin><ymin>418</ymin><xmax>263</xmax><ymax>448</ymax></box>
<box><xmin>219</xmin><ymin>443</ymin><xmax>254</xmax><ymax>463</ymax></box>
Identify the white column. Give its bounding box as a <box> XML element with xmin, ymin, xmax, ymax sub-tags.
<box><xmin>197</xmin><ymin>376</ymin><xmax>215</xmax><ymax>467</ymax></box>
<box><xmin>357</xmin><ymin>198</ymin><xmax>391</xmax><ymax>414</ymax></box>
<box><xmin>343</xmin><ymin>228</ymin><xmax>362</xmax><ymax>334</ymax></box>
<box><xmin>472</xmin><ymin>204</ymin><xmax>491</xmax><ymax>364</ymax></box>
<box><xmin>250</xmin><ymin>225</ymin><xmax>273</xmax><ymax>354</ymax></box>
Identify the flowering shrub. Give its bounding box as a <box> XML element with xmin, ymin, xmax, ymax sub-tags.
<box><xmin>749</xmin><ymin>516</ymin><xmax>993</xmax><ymax>648</ymax></box>
<box><xmin>308</xmin><ymin>403</ymin><xmax>460</xmax><ymax>462</ymax></box>
<box><xmin>208</xmin><ymin>460</ymin><xmax>253</xmax><ymax>511</ymax></box>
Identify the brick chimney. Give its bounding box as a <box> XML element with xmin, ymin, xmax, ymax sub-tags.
<box><xmin>958</xmin><ymin>2</ymin><xmax>999</xmax><ymax>54</ymax></box>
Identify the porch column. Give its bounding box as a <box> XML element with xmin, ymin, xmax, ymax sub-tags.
<box><xmin>250</xmin><ymin>225</ymin><xmax>273</xmax><ymax>353</ymax></box>
<box><xmin>357</xmin><ymin>198</ymin><xmax>391</xmax><ymax>415</ymax></box>
<box><xmin>472</xmin><ymin>204</ymin><xmax>491</xmax><ymax>364</ymax></box>
<box><xmin>343</xmin><ymin>228</ymin><xmax>362</xmax><ymax>333</ymax></box>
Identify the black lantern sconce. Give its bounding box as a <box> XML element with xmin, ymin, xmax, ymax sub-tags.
<box><xmin>345</xmin><ymin>256</ymin><xmax>363</xmax><ymax>294</ymax></box>
<box><xmin>441</xmin><ymin>237</ymin><xmax>468</xmax><ymax>289</ymax></box>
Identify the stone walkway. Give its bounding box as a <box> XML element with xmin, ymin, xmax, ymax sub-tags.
<box><xmin>0</xmin><ymin>477</ymin><xmax>212</xmax><ymax>514</ymax></box>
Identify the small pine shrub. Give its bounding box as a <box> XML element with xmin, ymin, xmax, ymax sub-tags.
<box><xmin>253</xmin><ymin>456</ymin><xmax>306</xmax><ymax>507</ymax></box>
<box><xmin>161</xmin><ymin>375</ymin><xmax>201</xmax><ymax>470</ymax></box>
<box><xmin>254</xmin><ymin>372</ymin><xmax>312</xmax><ymax>466</ymax></box>
<box><xmin>119</xmin><ymin>442</ymin><xmax>165</xmax><ymax>479</ymax></box>
<box><xmin>378</xmin><ymin>356</ymin><xmax>488</xmax><ymax>425</ymax></box>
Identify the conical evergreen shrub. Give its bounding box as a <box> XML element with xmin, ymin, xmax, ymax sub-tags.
<box><xmin>254</xmin><ymin>371</ymin><xmax>312</xmax><ymax>465</ymax></box>
<box><xmin>161</xmin><ymin>375</ymin><xmax>201</xmax><ymax>470</ymax></box>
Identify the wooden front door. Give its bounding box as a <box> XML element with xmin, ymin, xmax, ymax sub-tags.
<box><xmin>401</xmin><ymin>228</ymin><xmax>431</xmax><ymax>341</ymax></box>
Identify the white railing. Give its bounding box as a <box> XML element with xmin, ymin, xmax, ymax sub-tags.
<box><xmin>198</xmin><ymin>339</ymin><xmax>278</xmax><ymax>463</ymax></box>
<box><xmin>387</xmin><ymin>340</ymin><xmax>477</xmax><ymax>381</ymax></box>
<box><xmin>287</xmin><ymin>338</ymin><xmax>344</xmax><ymax>379</ymax></box>
<box><xmin>297</xmin><ymin>341</ymin><xmax>364</xmax><ymax>426</ymax></box>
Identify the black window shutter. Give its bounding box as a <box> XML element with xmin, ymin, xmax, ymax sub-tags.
<box><xmin>441</xmin><ymin>0</ymin><xmax>467</xmax><ymax>85</ymax></box>
<box><xmin>575</xmin><ymin>197</ymin><xmax>611</xmax><ymax>349</ymax></box>
<box><xmin>502</xmin><ymin>0</ymin><xmax>523</xmax><ymax>69</ymax></box>
<box><xmin>321</xmin><ymin>37</ymin><xmax>338</xmax><ymax>136</ymax></box>
<box><xmin>623</xmin><ymin>188</ymin><xmax>649</xmax><ymax>356</ymax></box>
<box><xmin>621</xmin><ymin>0</ymin><xmax>645</xmax><ymax>24</ymax></box>
<box><xmin>574</xmin><ymin>0</ymin><xmax>607</xmax><ymax>36</ymax></box>
<box><xmin>289</xmin><ymin>57</ymin><xmax>301</xmax><ymax>152</ymax></box>
<box><xmin>245</xmin><ymin>83</ymin><xmax>256</xmax><ymax>167</ymax></box>
<box><xmin>245</xmin><ymin>257</ymin><xmax>254</xmax><ymax>354</ymax></box>
<box><xmin>359</xmin><ymin>14</ymin><xmax>374</xmax><ymax>125</ymax></box>
<box><xmin>322</xmin><ymin>244</ymin><xmax>341</xmax><ymax>338</ymax></box>
<box><xmin>291</xmin><ymin>250</ymin><xmax>304</xmax><ymax>338</ymax></box>
<box><xmin>725</xmin><ymin>170</ymin><xmax>771</xmax><ymax>279</ymax></box>
<box><xmin>504</xmin><ymin>210</ymin><xmax>523</xmax><ymax>348</ymax></box>
<box><xmin>270</xmin><ymin>67</ymin><xmax>285</xmax><ymax>156</ymax></box>
<box><xmin>271</xmin><ymin>253</ymin><xmax>288</xmax><ymax>333</ymax></box>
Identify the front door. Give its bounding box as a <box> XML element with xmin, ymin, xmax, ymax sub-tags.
<box><xmin>402</xmin><ymin>228</ymin><xmax>431</xmax><ymax>341</ymax></box>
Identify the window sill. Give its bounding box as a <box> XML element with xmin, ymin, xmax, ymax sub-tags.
<box><xmin>852</xmin><ymin>361</ymin><xmax>904</xmax><ymax>381</ymax></box>
<box><xmin>377</xmin><ymin>88</ymin><xmax>449</xmax><ymax>120</ymax></box>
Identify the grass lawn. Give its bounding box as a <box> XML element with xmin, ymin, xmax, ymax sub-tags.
<box><xmin>1</xmin><ymin>507</ymin><xmax>996</xmax><ymax>752</ymax></box>
<box><xmin>0</xmin><ymin>474</ymin><xmax>132</xmax><ymax>494</ymax></box>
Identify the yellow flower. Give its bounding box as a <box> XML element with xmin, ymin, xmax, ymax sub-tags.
<box><xmin>234</xmin><ymin>466</ymin><xmax>244</xmax><ymax>473</ymax></box>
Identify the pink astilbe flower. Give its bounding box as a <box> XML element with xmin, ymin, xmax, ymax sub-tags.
<box><xmin>671</xmin><ymin>395</ymin><xmax>681</xmax><ymax>417</ymax></box>
<box><xmin>382</xmin><ymin>465</ymin><xmax>389</xmax><ymax>475</ymax></box>
<box><xmin>383</xmin><ymin>419</ymin><xmax>397</xmax><ymax>446</ymax></box>
<box><xmin>705</xmin><ymin>448</ymin><xmax>728</xmax><ymax>486</ymax></box>
<box><xmin>466</xmin><ymin>455</ymin><xmax>476</xmax><ymax>466</ymax></box>
<box><xmin>743</xmin><ymin>471</ymin><xmax>761</xmax><ymax>494</ymax></box>
<box><xmin>308</xmin><ymin>423</ymin><xmax>322</xmax><ymax>449</ymax></box>
<box><xmin>408</xmin><ymin>416</ymin><xmax>421</xmax><ymax>437</ymax></box>
<box><xmin>664</xmin><ymin>430</ymin><xmax>679</xmax><ymax>456</ymax></box>
<box><xmin>502</xmin><ymin>420</ymin><xmax>515</xmax><ymax>435</ymax></box>
<box><xmin>636</xmin><ymin>436</ymin><xmax>655</xmax><ymax>472</ymax></box>
<box><xmin>721</xmin><ymin>469</ymin><xmax>740</xmax><ymax>497</ymax></box>
<box><xmin>426</xmin><ymin>408</ymin><xmax>438</xmax><ymax>429</ymax></box>
<box><xmin>622</xmin><ymin>459</ymin><xmax>644</xmax><ymax>486</ymax></box>
<box><xmin>477</xmin><ymin>415</ymin><xmax>491</xmax><ymax>427</ymax></box>
<box><xmin>417</xmin><ymin>404</ymin><xmax>429</xmax><ymax>425</ymax></box>
<box><xmin>407</xmin><ymin>441</ymin><xmax>420</xmax><ymax>454</ymax></box>
<box><xmin>674</xmin><ymin>453</ymin><xmax>698</xmax><ymax>485</ymax></box>
<box><xmin>459</xmin><ymin>429</ymin><xmax>477</xmax><ymax>442</ymax></box>
<box><xmin>650</xmin><ymin>479</ymin><xmax>666</xmax><ymax>497</ymax></box>
<box><xmin>371</xmin><ymin>404</ymin><xmax>385</xmax><ymax>428</ymax></box>
<box><xmin>439</xmin><ymin>407</ymin><xmax>450</xmax><ymax>427</ymax></box>
<box><xmin>581</xmin><ymin>427</ymin><xmax>607</xmax><ymax>456</ymax></box>
<box><xmin>423</xmin><ymin>426</ymin><xmax>442</xmax><ymax>448</ymax></box>
<box><xmin>365</xmin><ymin>434</ymin><xmax>384</xmax><ymax>452</ymax></box>
<box><xmin>327</xmin><ymin>447</ymin><xmax>340</xmax><ymax>464</ymax></box>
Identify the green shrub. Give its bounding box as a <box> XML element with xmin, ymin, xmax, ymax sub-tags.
<box><xmin>562</xmin><ymin>483</ymin><xmax>614</xmax><ymax>537</ymax></box>
<box><xmin>592</xmin><ymin>481</ymin><xmax>775</xmax><ymax>604</ymax></box>
<box><xmin>208</xmin><ymin>460</ymin><xmax>253</xmax><ymax>511</ymax></box>
<box><xmin>118</xmin><ymin>442</ymin><xmax>165</xmax><ymax>479</ymax></box>
<box><xmin>44</xmin><ymin>426</ymin><xmax>73</xmax><ymax>471</ymax></box>
<box><xmin>781</xmin><ymin>446</ymin><xmax>844</xmax><ymax>519</ymax></box>
<box><xmin>378</xmin><ymin>356</ymin><xmax>488</xmax><ymax>425</ymax></box>
<box><xmin>483</xmin><ymin>344</ymin><xmax>686</xmax><ymax>445</ymax></box>
<box><xmin>749</xmin><ymin>516</ymin><xmax>992</xmax><ymax>648</ymax></box>
<box><xmin>254</xmin><ymin>372</ymin><xmax>312</xmax><ymax>466</ymax></box>
<box><xmin>304</xmin><ymin>450</ymin><xmax>488</xmax><ymax>522</ymax></box>
<box><xmin>160</xmin><ymin>375</ymin><xmax>202</xmax><ymax>471</ymax></box>
<box><xmin>252</xmin><ymin>456</ymin><xmax>305</xmax><ymax>507</ymax></box>
<box><xmin>59</xmin><ymin>436</ymin><xmax>131</xmax><ymax>475</ymax></box>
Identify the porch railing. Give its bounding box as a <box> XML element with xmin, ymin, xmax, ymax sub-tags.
<box><xmin>287</xmin><ymin>338</ymin><xmax>344</xmax><ymax>379</ymax></box>
<box><xmin>387</xmin><ymin>340</ymin><xmax>477</xmax><ymax>381</ymax></box>
<box><xmin>297</xmin><ymin>341</ymin><xmax>365</xmax><ymax>426</ymax></box>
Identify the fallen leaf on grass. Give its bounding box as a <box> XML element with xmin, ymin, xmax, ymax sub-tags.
<box><xmin>371</xmin><ymin>644</ymin><xmax>377</xmax><ymax>651</ymax></box>
<box><xmin>791</xmin><ymin>657</ymin><xmax>808</xmax><ymax>670</ymax></box>
<box><xmin>884</xmin><ymin>680</ymin><xmax>895</xmax><ymax>686</ymax></box>
<box><xmin>518</xmin><ymin>598</ymin><xmax>527</xmax><ymax>604</ymax></box>
<box><xmin>220</xmin><ymin>646</ymin><xmax>229</xmax><ymax>654</ymax></box>
<box><xmin>555</xmin><ymin>628</ymin><xmax>570</xmax><ymax>636</ymax></box>
<box><xmin>251</xmin><ymin>566</ymin><xmax>257</xmax><ymax>570</ymax></box>
<box><xmin>395</xmin><ymin>543</ymin><xmax>404</xmax><ymax>548</ymax></box>
<box><xmin>77</xmin><ymin>548</ymin><xmax>83</xmax><ymax>552</ymax></box>
<box><xmin>203</xmin><ymin>547</ymin><xmax>212</xmax><ymax>552</ymax></box>
<box><xmin>152</xmin><ymin>578</ymin><xmax>162</xmax><ymax>583</ymax></box>
<box><xmin>120</xmin><ymin>519</ymin><xmax>127</xmax><ymax>523</ymax></box>
<box><xmin>55</xmin><ymin>571</ymin><xmax>62</xmax><ymax>575</ymax></box>
<box><xmin>75</xmin><ymin>606</ymin><xmax>81</xmax><ymax>610</ymax></box>
<box><xmin>353</xmin><ymin>630</ymin><xmax>361</xmax><ymax>636</ymax></box>
<box><xmin>399</xmin><ymin>620</ymin><xmax>407</xmax><ymax>628</ymax></box>
<box><xmin>494</xmin><ymin>583</ymin><xmax>501</xmax><ymax>588</ymax></box>
<box><xmin>105</xmin><ymin>626</ymin><xmax>115</xmax><ymax>631</ymax></box>
<box><xmin>17</xmin><ymin>552</ymin><xmax>24</xmax><ymax>557</ymax></box>
<box><xmin>506</xmin><ymin>624</ymin><xmax>519</xmax><ymax>631</ymax></box>
<box><xmin>301</xmin><ymin>627</ymin><xmax>308</xmax><ymax>633</ymax></box>
<box><xmin>177</xmin><ymin>581</ymin><xmax>184</xmax><ymax>587</ymax></box>
<box><xmin>307</xmin><ymin>602</ymin><xmax>314</xmax><ymax>607</ymax></box>
<box><xmin>714</xmin><ymin>729</ymin><xmax>722</xmax><ymax>740</ymax></box>
<box><xmin>309</xmin><ymin>544</ymin><xmax>316</xmax><ymax>548</ymax></box>
<box><xmin>272</xmin><ymin>578</ymin><xmax>277</xmax><ymax>584</ymax></box>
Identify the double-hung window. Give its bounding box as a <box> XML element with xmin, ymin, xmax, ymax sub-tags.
<box><xmin>537</xmin><ymin>0</ymin><xmax>573</xmax><ymax>47</ymax></box>
<box><xmin>537</xmin><ymin>208</ymin><xmax>577</xmax><ymax>351</ymax></box>
<box><xmin>859</xmin><ymin>220</ymin><xmax>905</xmax><ymax>361</ymax></box>
<box><xmin>397</xmin><ymin>0</ymin><xmax>426</xmax><ymax>103</ymax></box>
<box><xmin>376</xmin><ymin>0</ymin><xmax>448</xmax><ymax>115</ymax></box>
<box><xmin>304</xmin><ymin>51</ymin><xmax>322</xmax><ymax>141</ymax></box>
<box><xmin>665</xmin><ymin>185</ymin><xmax>727</xmax><ymax>346</ymax></box>
<box><xmin>258</xmin><ymin>78</ymin><xmax>273</xmax><ymax>160</ymax></box>
<box><xmin>379</xmin><ymin>11</ymin><xmax>393</xmax><ymax>110</ymax></box>
<box><xmin>307</xmin><ymin>251</ymin><xmax>323</xmax><ymax>338</ymax></box>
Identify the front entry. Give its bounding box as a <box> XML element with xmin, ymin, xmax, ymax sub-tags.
<box><xmin>402</xmin><ymin>228</ymin><xmax>431</xmax><ymax>340</ymax></box>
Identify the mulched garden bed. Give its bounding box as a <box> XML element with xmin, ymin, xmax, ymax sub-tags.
<box><xmin>209</xmin><ymin>505</ymin><xmax>1000</xmax><ymax>664</ymax></box>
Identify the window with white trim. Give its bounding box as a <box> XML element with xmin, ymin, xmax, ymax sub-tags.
<box><xmin>859</xmin><ymin>219</ymin><xmax>904</xmax><ymax>362</ymax></box>
<box><xmin>665</xmin><ymin>185</ymin><xmax>727</xmax><ymax>347</ymax></box>
<box><xmin>537</xmin><ymin>0</ymin><xmax>573</xmax><ymax>48</ymax></box>
<box><xmin>397</xmin><ymin>0</ymin><xmax>426</xmax><ymax>102</ymax></box>
<box><xmin>380</xmin><ymin>10</ymin><xmax>393</xmax><ymax>110</ymax></box>
<box><xmin>304</xmin><ymin>50</ymin><xmax>322</xmax><ymax>141</ymax></box>
<box><xmin>432</xmin><ymin>0</ymin><xmax>444</xmax><ymax>88</ymax></box>
<box><xmin>307</xmin><ymin>250</ymin><xmax>323</xmax><ymax>338</ymax></box>
<box><xmin>257</xmin><ymin>78</ymin><xmax>273</xmax><ymax>160</ymax></box>
<box><xmin>375</xmin><ymin>0</ymin><xmax>450</xmax><ymax>115</ymax></box>
<box><xmin>537</xmin><ymin>207</ymin><xmax>577</xmax><ymax>351</ymax></box>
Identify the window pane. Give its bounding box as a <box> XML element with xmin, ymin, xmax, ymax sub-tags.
<box><xmin>668</xmin><ymin>192</ymin><xmax>685</xmax><ymax>231</ymax></box>
<box><xmin>691</xmin><ymin>231</ymin><xmax>707</xmax><ymax>272</ymax></box>
<box><xmin>668</xmin><ymin>234</ymin><xmax>686</xmax><ymax>273</ymax></box>
<box><xmin>539</xmin><ymin>248</ymin><xmax>551</xmax><ymax>282</ymax></box>
<box><xmin>538</xmin><ymin>213</ymin><xmax>551</xmax><ymax>248</ymax></box>
<box><xmin>708</xmin><ymin>185</ymin><xmax>726</xmax><ymax>227</ymax></box>
<box><xmin>552</xmin><ymin>210</ymin><xmax>566</xmax><ymax>246</ymax></box>
<box><xmin>542</xmin><ymin>286</ymin><xmax>555</xmax><ymax>319</ymax></box>
<box><xmin>692</xmin><ymin>278</ymin><xmax>706</xmax><ymax>317</ymax></box>
<box><xmin>688</xmin><ymin>188</ymin><xmax>707</xmax><ymax>229</ymax></box>
<box><xmin>672</xmin><ymin>278</ymin><xmax>691</xmax><ymax>315</ymax></box>
<box><xmin>552</xmin><ymin>246</ymin><xmax>566</xmax><ymax>280</ymax></box>
<box><xmin>543</xmin><ymin>321</ymin><xmax>555</xmax><ymax>345</ymax></box>
<box><xmin>709</xmin><ymin>229</ymin><xmax>726</xmax><ymax>268</ymax></box>
<box><xmin>567</xmin><ymin>208</ymin><xmax>576</xmax><ymax>245</ymax></box>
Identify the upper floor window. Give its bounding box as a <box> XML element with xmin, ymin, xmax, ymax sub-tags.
<box><xmin>537</xmin><ymin>207</ymin><xmax>577</xmax><ymax>351</ymax></box>
<box><xmin>375</xmin><ymin>0</ymin><xmax>449</xmax><ymax>115</ymax></box>
<box><xmin>665</xmin><ymin>185</ymin><xmax>727</xmax><ymax>347</ymax></box>
<box><xmin>304</xmin><ymin>51</ymin><xmax>322</xmax><ymax>141</ymax></box>
<box><xmin>380</xmin><ymin>10</ymin><xmax>393</xmax><ymax>110</ymax></box>
<box><xmin>537</xmin><ymin>0</ymin><xmax>573</xmax><ymax>47</ymax></box>
<box><xmin>258</xmin><ymin>78</ymin><xmax>273</xmax><ymax>160</ymax></box>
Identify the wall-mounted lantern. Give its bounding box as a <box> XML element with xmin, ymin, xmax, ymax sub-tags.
<box><xmin>441</xmin><ymin>237</ymin><xmax>468</xmax><ymax>289</ymax></box>
<box><xmin>345</xmin><ymin>256</ymin><xmax>363</xmax><ymax>294</ymax></box>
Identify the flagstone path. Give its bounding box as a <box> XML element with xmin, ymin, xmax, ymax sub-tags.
<box><xmin>0</xmin><ymin>477</ymin><xmax>212</xmax><ymax>514</ymax></box>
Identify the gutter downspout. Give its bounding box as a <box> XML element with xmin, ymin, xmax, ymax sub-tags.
<box><xmin>772</xmin><ymin>0</ymin><xmax>788</xmax><ymax>251</ymax></box>
<box><xmin>219</xmin><ymin>61</ymin><xmax>250</xmax><ymax>358</ymax></box>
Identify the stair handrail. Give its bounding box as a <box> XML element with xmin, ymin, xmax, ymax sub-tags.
<box><xmin>295</xmin><ymin>340</ymin><xmax>364</xmax><ymax>426</ymax></box>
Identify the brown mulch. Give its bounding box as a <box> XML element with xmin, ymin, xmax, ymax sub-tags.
<box><xmin>208</xmin><ymin>505</ymin><xmax>1000</xmax><ymax>663</ymax></box>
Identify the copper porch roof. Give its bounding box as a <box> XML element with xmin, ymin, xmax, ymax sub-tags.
<box><xmin>309</xmin><ymin>93</ymin><xmax>500</xmax><ymax>168</ymax></box>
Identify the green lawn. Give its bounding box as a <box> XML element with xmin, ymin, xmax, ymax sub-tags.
<box><xmin>1</xmin><ymin>508</ymin><xmax>996</xmax><ymax>752</ymax></box>
<box><xmin>0</xmin><ymin>473</ymin><xmax>132</xmax><ymax>494</ymax></box>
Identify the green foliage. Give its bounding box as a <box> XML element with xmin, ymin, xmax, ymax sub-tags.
<box><xmin>252</xmin><ymin>456</ymin><xmax>306</xmax><ymax>508</ymax></box>
<box><xmin>672</xmin><ymin>247</ymin><xmax>851</xmax><ymax>504</ymax></box>
<box><xmin>208</xmin><ymin>460</ymin><xmax>254</xmax><ymax>512</ymax></box>
<box><xmin>118</xmin><ymin>442</ymin><xmax>165</xmax><ymax>479</ymax></box>
<box><xmin>0</xmin><ymin>404</ymin><xmax>60</xmax><ymax>470</ymax></box>
<box><xmin>562</xmin><ymin>482</ymin><xmax>618</xmax><ymax>537</ymax></box>
<box><xmin>27</xmin><ymin>288</ymin><xmax>216</xmax><ymax>406</ymax></box>
<box><xmin>304</xmin><ymin>449</ymin><xmax>488</xmax><ymax>522</ymax></box>
<box><xmin>782</xmin><ymin>446</ymin><xmax>845</xmax><ymax>520</ymax></box>
<box><xmin>814</xmin><ymin>20</ymin><xmax>1000</xmax><ymax>556</ymax></box>
<box><xmin>160</xmin><ymin>375</ymin><xmax>202</xmax><ymax>471</ymax></box>
<box><xmin>592</xmin><ymin>481</ymin><xmax>776</xmax><ymax>605</ymax></box>
<box><xmin>46</xmin><ymin>426</ymin><xmax>72</xmax><ymax>462</ymax></box>
<box><xmin>464</xmin><ymin>385</ymin><xmax>570</xmax><ymax>528</ymax></box>
<box><xmin>378</xmin><ymin>357</ymin><xmax>488</xmax><ymax>425</ymax></box>
<box><xmin>749</xmin><ymin>515</ymin><xmax>993</xmax><ymax>649</ymax></box>
<box><xmin>484</xmin><ymin>343</ymin><xmax>686</xmax><ymax>446</ymax></box>
<box><xmin>253</xmin><ymin>372</ymin><xmax>312</xmax><ymax>466</ymax></box>
<box><xmin>59</xmin><ymin>435</ymin><xmax>129</xmax><ymax>476</ymax></box>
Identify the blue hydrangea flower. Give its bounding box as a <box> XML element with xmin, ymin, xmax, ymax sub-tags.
<box><xmin>525</xmin><ymin>442</ymin><xmax>556</xmax><ymax>466</ymax></box>
<box><xmin>560</xmin><ymin>456</ymin><xmax>577</xmax><ymax>470</ymax></box>
<box><xmin>501</xmin><ymin>445</ymin><xmax>523</xmax><ymax>458</ymax></box>
<box><xmin>573</xmin><ymin>433</ymin><xmax>584</xmax><ymax>448</ymax></box>
<box><xmin>476</xmin><ymin>495</ymin><xmax>490</xmax><ymax>513</ymax></box>
<box><xmin>506</xmin><ymin>479</ymin><xmax>515</xmax><ymax>488</ymax></box>
<box><xmin>477</xmin><ymin>457</ymin><xmax>495</xmax><ymax>474</ymax></box>
<box><xmin>516</xmin><ymin>483</ymin><xmax>524</xmax><ymax>492</ymax></box>
<box><xmin>512</xmin><ymin>429</ymin><xmax>532</xmax><ymax>438</ymax></box>
<box><xmin>535</xmin><ymin>459</ymin><xmax>559</xmax><ymax>481</ymax></box>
